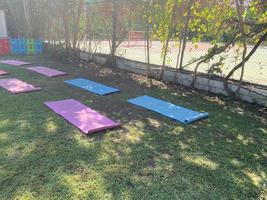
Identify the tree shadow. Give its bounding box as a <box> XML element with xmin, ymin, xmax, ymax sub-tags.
<box><xmin>0</xmin><ymin>55</ymin><xmax>266</xmax><ymax>199</ymax></box>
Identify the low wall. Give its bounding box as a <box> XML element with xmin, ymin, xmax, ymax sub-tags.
<box><xmin>116</xmin><ymin>57</ymin><xmax>266</xmax><ymax>106</ymax></box>
<box><xmin>45</xmin><ymin>45</ymin><xmax>267</xmax><ymax>107</ymax></box>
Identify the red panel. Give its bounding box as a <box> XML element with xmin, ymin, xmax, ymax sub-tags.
<box><xmin>0</xmin><ymin>39</ymin><xmax>10</xmax><ymax>56</ymax></box>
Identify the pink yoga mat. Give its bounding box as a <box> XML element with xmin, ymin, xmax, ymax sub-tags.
<box><xmin>0</xmin><ymin>78</ymin><xmax>41</xmax><ymax>94</ymax></box>
<box><xmin>27</xmin><ymin>66</ymin><xmax>67</xmax><ymax>77</ymax></box>
<box><xmin>44</xmin><ymin>99</ymin><xmax>121</xmax><ymax>134</ymax></box>
<box><xmin>0</xmin><ymin>70</ymin><xmax>9</xmax><ymax>75</ymax></box>
<box><xmin>0</xmin><ymin>59</ymin><xmax>31</xmax><ymax>66</ymax></box>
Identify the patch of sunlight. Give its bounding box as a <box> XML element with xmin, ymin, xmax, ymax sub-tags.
<box><xmin>183</xmin><ymin>155</ymin><xmax>219</xmax><ymax>170</ymax></box>
<box><xmin>244</xmin><ymin>170</ymin><xmax>262</xmax><ymax>187</ymax></box>
<box><xmin>13</xmin><ymin>189</ymin><xmax>36</xmax><ymax>200</ymax></box>
<box><xmin>45</xmin><ymin>121</ymin><xmax>58</xmax><ymax>133</ymax></box>
<box><xmin>223</xmin><ymin>124</ymin><xmax>228</xmax><ymax>128</ymax></box>
<box><xmin>3</xmin><ymin>142</ymin><xmax>35</xmax><ymax>158</ymax></box>
<box><xmin>73</xmin><ymin>134</ymin><xmax>95</xmax><ymax>149</ymax></box>
<box><xmin>161</xmin><ymin>153</ymin><xmax>171</xmax><ymax>160</ymax></box>
<box><xmin>204</xmin><ymin>96</ymin><xmax>225</xmax><ymax>105</ymax></box>
<box><xmin>125</xmin><ymin>126</ymin><xmax>145</xmax><ymax>143</ymax></box>
<box><xmin>237</xmin><ymin>134</ymin><xmax>244</xmax><ymax>141</ymax></box>
<box><xmin>142</xmin><ymin>161</ymin><xmax>174</xmax><ymax>178</ymax></box>
<box><xmin>131</xmin><ymin>120</ymin><xmax>145</xmax><ymax>129</ymax></box>
<box><xmin>186</xmin><ymin>137</ymin><xmax>196</xmax><ymax>144</ymax></box>
<box><xmin>97</xmin><ymin>146</ymin><xmax>116</xmax><ymax>162</ymax></box>
<box><xmin>60</xmin><ymin>172</ymin><xmax>111</xmax><ymax>199</ymax></box>
<box><xmin>230</xmin><ymin>159</ymin><xmax>242</xmax><ymax>167</ymax></box>
<box><xmin>108</xmin><ymin>135</ymin><xmax>123</xmax><ymax>144</ymax></box>
<box><xmin>17</xmin><ymin>120</ymin><xmax>32</xmax><ymax>131</ymax></box>
<box><xmin>20</xmin><ymin>142</ymin><xmax>37</xmax><ymax>157</ymax></box>
<box><xmin>119</xmin><ymin>191</ymin><xmax>133</xmax><ymax>200</ymax></box>
<box><xmin>98</xmin><ymin>68</ymin><xmax>113</xmax><ymax>77</ymax></box>
<box><xmin>0</xmin><ymin>119</ymin><xmax>10</xmax><ymax>128</ymax></box>
<box><xmin>260</xmin><ymin>171</ymin><xmax>266</xmax><ymax>181</ymax></box>
<box><xmin>147</xmin><ymin>118</ymin><xmax>161</xmax><ymax>128</ymax></box>
<box><xmin>130</xmin><ymin>74</ymin><xmax>151</xmax><ymax>86</ymax></box>
<box><xmin>172</xmin><ymin>126</ymin><xmax>184</xmax><ymax>135</ymax></box>
<box><xmin>0</xmin><ymin>132</ymin><xmax>8</xmax><ymax>141</ymax></box>
<box><xmin>237</xmin><ymin>134</ymin><xmax>255</xmax><ymax>145</ymax></box>
<box><xmin>124</xmin><ymin>122</ymin><xmax>145</xmax><ymax>143</ymax></box>
<box><xmin>257</xmin><ymin>128</ymin><xmax>267</xmax><ymax>134</ymax></box>
<box><xmin>253</xmin><ymin>153</ymin><xmax>261</xmax><ymax>160</ymax></box>
<box><xmin>233</xmin><ymin>106</ymin><xmax>245</xmax><ymax>115</ymax></box>
<box><xmin>131</xmin><ymin>174</ymin><xmax>151</xmax><ymax>185</ymax></box>
<box><xmin>178</xmin><ymin>141</ymin><xmax>190</xmax><ymax>150</ymax></box>
<box><xmin>3</xmin><ymin>144</ymin><xmax>20</xmax><ymax>157</ymax></box>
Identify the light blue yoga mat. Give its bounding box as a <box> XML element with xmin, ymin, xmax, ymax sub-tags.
<box><xmin>64</xmin><ymin>78</ymin><xmax>120</xmax><ymax>95</ymax></box>
<box><xmin>128</xmin><ymin>95</ymin><xmax>209</xmax><ymax>124</ymax></box>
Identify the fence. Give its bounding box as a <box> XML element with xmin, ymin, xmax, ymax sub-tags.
<box><xmin>43</xmin><ymin>43</ymin><xmax>267</xmax><ymax>107</ymax></box>
<box><xmin>88</xmin><ymin>40</ymin><xmax>267</xmax><ymax>87</ymax></box>
<box><xmin>43</xmin><ymin>39</ymin><xmax>267</xmax><ymax>87</ymax></box>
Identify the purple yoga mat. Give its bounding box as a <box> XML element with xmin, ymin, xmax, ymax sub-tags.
<box><xmin>0</xmin><ymin>70</ymin><xmax>9</xmax><ymax>75</ymax></box>
<box><xmin>0</xmin><ymin>59</ymin><xmax>31</xmax><ymax>66</ymax></box>
<box><xmin>44</xmin><ymin>99</ymin><xmax>121</xmax><ymax>134</ymax></box>
<box><xmin>27</xmin><ymin>66</ymin><xmax>67</xmax><ymax>77</ymax></box>
<box><xmin>0</xmin><ymin>78</ymin><xmax>41</xmax><ymax>94</ymax></box>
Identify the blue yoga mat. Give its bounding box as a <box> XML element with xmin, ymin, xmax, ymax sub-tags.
<box><xmin>128</xmin><ymin>95</ymin><xmax>209</xmax><ymax>124</ymax></box>
<box><xmin>65</xmin><ymin>78</ymin><xmax>120</xmax><ymax>95</ymax></box>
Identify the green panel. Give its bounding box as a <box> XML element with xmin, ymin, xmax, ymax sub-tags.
<box><xmin>27</xmin><ymin>38</ymin><xmax>35</xmax><ymax>54</ymax></box>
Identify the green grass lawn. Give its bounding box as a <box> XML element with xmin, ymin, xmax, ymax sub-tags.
<box><xmin>0</xmin><ymin>55</ymin><xmax>266</xmax><ymax>200</ymax></box>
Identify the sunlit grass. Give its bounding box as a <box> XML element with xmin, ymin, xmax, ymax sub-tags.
<box><xmin>0</xmin><ymin>55</ymin><xmax>266</xmax><ymax>199</ymax></box>
<box><xmin>183</xmin><ymin>155</ymin><xmax>219</xmax><ymax>170</ymax></box>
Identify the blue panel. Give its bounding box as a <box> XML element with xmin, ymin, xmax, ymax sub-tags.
<box><xmin>65</xmin><ymin>78</ymin><xmax>120</xmax><ymax>96</ymax></box>
<box><xmin>10</xmin><ymin>38</ymin><xmax>18</xmax><ymax>54</ymax></box>
<box><xmin>35</xmin><ymin>39</ymin><xmax>43</xmax><ymax>54</ymax></box>
<box><xmin>128</xmin><ymin>95</ymin><xmax>209</xmax><ymax>124</ymax></box>
<box><xmin>20</xmin><ymin>38</ymin><xmax>27</xmax><ymax>55</ymax></box>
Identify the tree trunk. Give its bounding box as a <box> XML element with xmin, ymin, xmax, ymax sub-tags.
<box><xmin>6</xmin><ymin>0</ymin><xmax>19</xmax><ymax>36</ymax></box>
<box><xmin>223</xmin><ymin>32</ymin><xmax>267</xmax><ymax>94</ymax></box>
<box><xmin>145</xmin><ymin>19</ymin><xmax>152</xmax><ymax>85</ymax></box>
<box><xmin>107</xmin><ymin>0</ymin><xmax>118</xmax><ymax>67</ymax></box>
<box><xmin>174</xmin><ymin>38</ymin><xmax>182</xmax><ymax>82</ymax></box>
<box><xmin>61</xmin><ymin>1</ymin><xmax>71</xmax><ymax>56</ymax></box>
<box><xmin>72</xmin><ymin>0</ymin><xmax>84</xmax><ymax>50</ymax></box>
<box><xmin>178</xmin><ymin>0</ymin><xmax>194</xmax><ymax>70</ymax></box>
<box><xmin>22</xmin><ymin>0</ymin><xmax>32</xmax><ymax>37</ymax></box>
<box><xmin>160</xmin><ymin>0</ymin><xmax>178</xmax><ymax>79</ymax></box>
<box><xmin>235</xmin><ymin>0</ymin><xmax>247</xmax><ymax>95</ymax></box>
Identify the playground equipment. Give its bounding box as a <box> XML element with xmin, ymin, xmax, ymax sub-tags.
<box><xmin>0</xmin><ymin>38</ymin><xmax>10</xmax><ymax>56</ymax></box>
<box><xmin>10</xmin><ymin>38</ymin><xmax>43</xmax><ymax>55</ymax></box>
<box><xmin>125</xmin><ymin>30</ymin><xmax>152</xmax><ymax>48</ymax></box>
